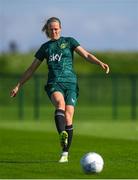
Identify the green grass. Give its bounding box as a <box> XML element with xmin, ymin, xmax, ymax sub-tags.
<box><xmin>0</xmin><ymin>120</ymin><xmax>138</xmax><ymax>178</ymax></box>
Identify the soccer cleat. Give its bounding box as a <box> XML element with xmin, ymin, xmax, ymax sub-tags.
<box><xmin>60</xmin><ymin>131</ymin><xmax>68</xmax><ymax>148</ymax></box>
<box><xmin>59</xmin><ymin>152</ymin><xmax>68</xmax><ymax>163</ymax></box>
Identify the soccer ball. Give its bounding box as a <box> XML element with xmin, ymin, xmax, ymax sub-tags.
<box><xmin>80</xmin><ymin>152</ymin><xmax>104</xmax><ymax>173</ymax></box>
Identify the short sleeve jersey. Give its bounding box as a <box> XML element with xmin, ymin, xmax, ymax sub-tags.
<box><xmin>35</xmin><ymin>37</ymin><xmax>80</xmax><ymax>83</ymax></box>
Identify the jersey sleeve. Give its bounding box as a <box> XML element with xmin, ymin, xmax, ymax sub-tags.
<box><xmin>34</xmin><ymin>44</ymin><xmax>45</xmax><ymax>61</ymax></box>
<box><xmin>69</xmin><ymin>37</ymin><xmax>80</xmax><ymax>50</ymax></box>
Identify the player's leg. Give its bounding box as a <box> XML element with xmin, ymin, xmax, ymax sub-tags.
<box><xmin>58</xmin><ymin>105</ymin><xmax>74</xmax><ymax>163</ymax></box>
<box><xmin>64</xmin><ymin>105</ymin><xmax>74</xmax><ymax>152</ymax></box>
<box><xmin>61</xmin><ymin>83</ymin><xmax>79</xmax><ymax>160</ymax></box>
<box><xmin>45</xmin><ymin>84</ymin><xmax>68</xmax><ymax>162</ymax></box>
<box><xmin>51</xmin><ymin>91</ymin><xmax>68</xmax><ymax>143</ymax></box>
<box><xmin>51</xmin><ymin>91</ymin><xmax>66</xmax><ymax>134</ymax></box>
<box><xmin>51</xmin><ymin>92</ymin><xmax>68</xmax><ymax>154</ymax></box>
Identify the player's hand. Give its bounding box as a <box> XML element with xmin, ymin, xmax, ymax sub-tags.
<box><xmin>10</xmin><ymin>86</ymin><xmax>19</xmax><ymax>97</ymax></box>
<box><xmin>100</xmin><ymin>63</ymin><xmax>110</xmax><ymax>74</ymax></box>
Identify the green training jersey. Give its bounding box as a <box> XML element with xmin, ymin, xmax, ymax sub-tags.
<box><xmin>35</xmin><ymin>37</ymin><xmax>80</xmax><ymax>83</ymax></box>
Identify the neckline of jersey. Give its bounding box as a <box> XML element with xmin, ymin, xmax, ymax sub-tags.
<box><xmin>50</xmin><ymin>36</ymin><xmax>63</xmax><ymax>42</ymax></box>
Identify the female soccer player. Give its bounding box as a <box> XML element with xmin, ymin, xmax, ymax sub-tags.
<box><xmin>10</xmin><ymin>17</ymin><xmax>109</xmax><ymax>163</ymax></box>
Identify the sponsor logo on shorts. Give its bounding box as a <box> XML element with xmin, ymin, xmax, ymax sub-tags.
<box><xmin>71</xmin><ymin>98</ymin><xmax>75</xmax><ymax>103</ymax></box>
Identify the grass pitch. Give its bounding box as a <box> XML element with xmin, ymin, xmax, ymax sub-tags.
<box><xmin>0</xmin><ymin>120</ymin><xmax>138</xmax><ymax>179</ymax></box>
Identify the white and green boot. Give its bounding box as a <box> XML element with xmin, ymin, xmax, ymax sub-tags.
<box><xmin>59</xmin><ymin>152</ymin><xmax>68</xmax><ymax>163</ymax></box>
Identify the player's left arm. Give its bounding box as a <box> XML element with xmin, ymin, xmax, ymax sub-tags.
<box><xmin>75</xmin><ymin>46</ymin><xmax>109</xmax><ymax>74</ymax></box>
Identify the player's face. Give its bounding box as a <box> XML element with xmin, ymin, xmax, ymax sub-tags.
<box><xmin>48</xmin><ymin>21</ymin><xmax>61</xmax><ymax>40</ymax></box>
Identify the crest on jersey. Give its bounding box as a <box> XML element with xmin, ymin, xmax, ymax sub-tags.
<box><xmin>60</xmin><ymin>43</ymin><xmax>68</xmax><ymax>49</ymax></box>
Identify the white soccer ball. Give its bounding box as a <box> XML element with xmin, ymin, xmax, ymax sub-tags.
<box><xmin>80</xmin><ymin>152</ymin><xmax>104</xmax><ymax>173</ymax></box>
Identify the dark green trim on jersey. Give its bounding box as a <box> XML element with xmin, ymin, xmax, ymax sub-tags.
<box><xmin>35</xmin><ymin>37</ymin><xmax>80</xmax><ymax>83</ymax></box>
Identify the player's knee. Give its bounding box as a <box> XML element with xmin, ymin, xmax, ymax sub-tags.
<box><xmin>56</xmin><ymin>100</ymin><xmax>65</xmax><ymax>110</ymax></box>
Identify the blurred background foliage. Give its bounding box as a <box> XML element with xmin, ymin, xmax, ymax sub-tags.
<box><xmin>0</xmin><ymin>51</ymin><xmax>138</xmax><ymax>121</ymax></box>
<box><xmin>0</xmin><ymin>51</ymin><xmax>138</xmax><ymax>75</ymax></box>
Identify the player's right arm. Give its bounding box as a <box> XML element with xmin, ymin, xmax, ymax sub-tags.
<box><xmin>10</xmin><ymin>58</ymin><xmax>41</xmax><ymax>97</ymax></box>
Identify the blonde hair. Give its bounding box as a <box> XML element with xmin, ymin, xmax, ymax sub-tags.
<box><xmin>42</xmin><ymin>17</ymin><xmax>61</xmax><ymax>38</ymax></box>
